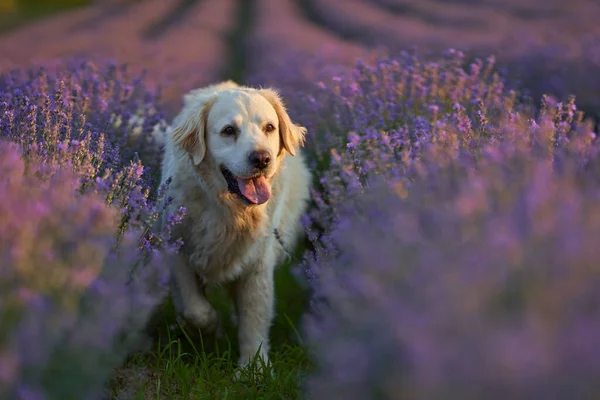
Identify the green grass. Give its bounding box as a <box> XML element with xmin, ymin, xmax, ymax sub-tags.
<box><xmin>111</xmin><ymin>336</ymin><xmax>311</xmax><ymax>399</ymax></box>
<box><xmin>221</xmin><ymin>0</ymin><xmax>255</xmax><ymax>83</ymax></box>
<box><xmin>109</xmin><ymin>247</ymin><xmax>314</xmax><ymax>399</ymax></box>
<box><xmin>0</xmin><ymin>0</ymin><xmax>91</xmax><ymax>32</ymax></box>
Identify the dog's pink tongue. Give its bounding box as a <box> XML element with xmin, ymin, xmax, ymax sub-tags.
<box><xmin>237</xmin><ymin>176</ymin><xmax>271</xmax><ymax>204</ymax></box>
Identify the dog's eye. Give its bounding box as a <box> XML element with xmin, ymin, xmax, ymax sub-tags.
<box><xmin>221</xmin><ymin>125</ymin><xmax>236</xmax><ymax>136</ymax></box>
<box><xmin>265</xmin><ymin>123</ymin><xmax>275</xmax><ymax>133</ymax></box>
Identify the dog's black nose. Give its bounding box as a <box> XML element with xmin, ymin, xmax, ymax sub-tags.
<box><xmin>249</xmin><ymin>150</ymin><xmax>271</xmax><ymax>170</ymax></box>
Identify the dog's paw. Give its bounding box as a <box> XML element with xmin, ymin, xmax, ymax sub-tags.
<box><xmin>181</xmin><ymin>305</ymin><xmax>220</xmax><ymax>333</ymax></box>
<box><xmin>231</xmin><ymin>367</ymin><xmax>245</xmax><ymax>383</ymax></box>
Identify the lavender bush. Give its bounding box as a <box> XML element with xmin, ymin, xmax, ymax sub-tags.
<box><xmin>298</xmin><ymin>52</ymin><xmax>600</xmax><ymax>398</ymax></box>
<box><xmin>299</xmin><ymin>50</ymin><xmax>510</xmax><ymax>285</ymax></box>
<box><xmin>0</xmin><ymin>62</ymin><xmax>184</xmax><ymax>399</ymax></box>
<box><xmin>0</xmin><ymin>61</ymin><xmax>167</xmax><ymax>176</ymax></box>
<box><xmin>0</xmin><ymin>142</ymin><xmax>160</xmax><ymax>400</ymax></box>
<box><xmin>0</xmin><ymin>60</ymin><xmax>183</xmax><ymax>252</ymax></box>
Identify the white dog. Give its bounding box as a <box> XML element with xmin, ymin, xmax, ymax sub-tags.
<box><xmin>158</xmin><ymin>80</ymin><xmax>311</xmax><ymax>370</ymax></box>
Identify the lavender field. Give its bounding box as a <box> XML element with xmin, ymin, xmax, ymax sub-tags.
<box><xmin>1</xmin><ymin>1</ymin><xmax>600</xmax><ymax>399</ymax></box>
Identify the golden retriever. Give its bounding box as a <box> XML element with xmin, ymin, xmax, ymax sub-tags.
<box><xmin>158</xmin><ymin>80</ymin><xmax>311</xmax><ymax>370</ymax></box>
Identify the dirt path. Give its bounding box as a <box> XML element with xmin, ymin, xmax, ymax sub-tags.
<box><xmin>246</xmin><ymin>0</ymin><xmax>374</xmax><ymax>93</ymax></box>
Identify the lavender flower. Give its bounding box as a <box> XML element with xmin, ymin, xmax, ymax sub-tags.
<box><xmin>0</xmin><ymin>60</ymin><xmax>182</xmax><ymax>254</ymax></box>
<box><xmin>0</xmin><ymin>61</ymin><xmax>184</xmax><ymax>399</ymax></box>
<box><xmin>0</xmin><ymin>61</ymin><xmax>166</xmax><ymax>178</ymax></box>
<box><xmin>297</xmin><ymin>52</ymin><xmax>596</xmax><ymax>289</ymax></box>
<box><xmin>304</xmin><ymin>153</ymin><xmax>600</xmax><ymax>398</ymax></box>
<box><xmin>298</xmin><ymin>53</ymin><xmax>600</xmax><ymax>399</ymax></box>
<box><xmin>0</xmin><ymin>142</ymin><xmax>170</xmax><ymax>400</ymax></box>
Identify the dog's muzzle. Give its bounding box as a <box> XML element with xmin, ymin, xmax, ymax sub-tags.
<box><xmin>221</xmin><ymin>166</ymin><xmax>272</xmax><ymax>205</ymax></box>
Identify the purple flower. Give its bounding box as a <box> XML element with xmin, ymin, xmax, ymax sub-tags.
<box><xmin>291</xmin><ymin>53</ymin><xmax>600</xmax><ymax>399</ymax></box>
<box><xmin>0</xmin><ymin>60</ymin><xmax>183</xmax><ymax>399</ymax></box>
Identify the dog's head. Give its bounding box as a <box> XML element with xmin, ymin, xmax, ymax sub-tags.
<box><xmin>171</xmin><ymin>84</ymin><xmax>306</xmax><ymax>207</ymax></box>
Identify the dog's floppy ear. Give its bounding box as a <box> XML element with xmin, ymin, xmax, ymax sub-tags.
<box><xmin>171</xmin><ymin>96</ymin><xmax>215</xmax><ymax>165</ymax></box>
<box><xmin>258</xmin><ymin>88</ymin><xmax>306</xmax><ymax>156</ymax></box>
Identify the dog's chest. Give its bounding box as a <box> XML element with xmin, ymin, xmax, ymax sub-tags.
<box><xmin>178</xmin><ymin>209</ymin><xmax>269</xmax><ymax>284</ymax></box>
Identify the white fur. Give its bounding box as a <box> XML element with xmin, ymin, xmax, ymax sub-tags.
<box><xmin>110</xmin><ymin>108</ymin><xmax>168</xmax><ymax>145</ymax></box>
<box><xmin>158</xmin><ymin>80</ymin><xmax>311</xmax><ymax>369</ymax></box>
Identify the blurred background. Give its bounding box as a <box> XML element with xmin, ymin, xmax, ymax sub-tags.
<box><xmin>1</xmin><ymin>0</ymin><xmax>600</xmax><ymax>118</ymax></box>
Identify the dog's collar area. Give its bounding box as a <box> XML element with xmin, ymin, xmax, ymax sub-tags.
<box><xmin>220</xmin><ymin>166</ymin><xmax>254</xmax><ymax>205</ymax></box>
<box><xmin>273</xmin><ymin>228</ymin><xmax>293</xmax><ymax>262</ymax></box>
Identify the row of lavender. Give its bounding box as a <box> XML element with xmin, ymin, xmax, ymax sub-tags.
<box><xmin>290</xmin><ymin>51</ymin><xmax>600</xmax><ymax>398</ymax></box>
<box><xmin>0</xmin><ymin>62</ymin><xmax>184</xmax><ymax>399</ymax></box>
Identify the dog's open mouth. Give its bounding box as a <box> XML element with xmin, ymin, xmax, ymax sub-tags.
<box><xmin>221</xmin><ymin>166</ymin><xmax>272</xmax><ymax>205</ymax></box>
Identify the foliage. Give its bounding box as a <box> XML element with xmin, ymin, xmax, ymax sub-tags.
<box><xmin>0</xmin><ymin>61</ymin><xmax>183</xmax><ymax>400</ymax></box>
<box><xmin>298</xmin><ymin>52</ymin><xmax>600</xmax><ymax>399</ymax></box>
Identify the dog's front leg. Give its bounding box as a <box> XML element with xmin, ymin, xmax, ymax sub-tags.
<box><xmin>233</xmin><ymin>265</ymin><xmax>274</xmax><ymax>368</ymax></box>
<box><xmin>169</xmin><ymin>254</ymin><xmax>219</xmax><ymax>333</ymax></box>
